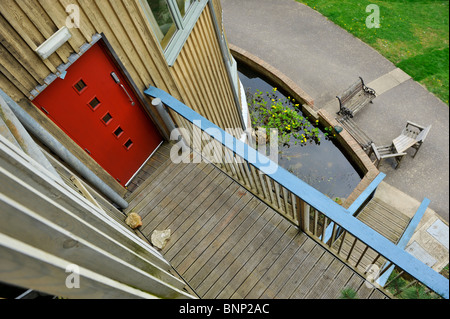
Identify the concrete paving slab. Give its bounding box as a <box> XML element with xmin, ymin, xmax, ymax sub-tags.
<box><xmin>367</xmin><ymin>68</ymin><xmax>411</xmax><ymax>96</ymax></box>
<box><xmin>407</xmin><ymin>212</ymin><xmax>449</xmax><ymax>272</ymax></box>
<box><xmin>405</xmin><ymin>241</ymin><xmax>437</xmax><ymax>268</ymax></box>
<box><xmin>427</xmin><ymin>220</ymin><xmax>449</xmax><ymax>250</ymax></box>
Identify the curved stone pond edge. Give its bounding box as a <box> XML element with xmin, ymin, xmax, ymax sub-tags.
<box><xmin>230</xmin><ymin>44</ymin><xmax>380</xmax><ymax>209</ymax></box>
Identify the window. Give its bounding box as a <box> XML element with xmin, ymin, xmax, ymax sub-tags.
<box><xmin>113</xmin><ymin>126</ymin><xmax>124</xmax><ymax>138</ymax></box>
<box><xmin>142</xmin><ymin>0</ymin><xmax>207</xmax><ymax>66</ymax></box>
<box><xmin>88</xmin><ymin>97</ymin><xmax>101</xmax><ymax>110</ymax></box>
<box><xmin>146</xmin><ymin>0</ymin><xmax>177</xmax><ymax>50</ymax></box>
<box><xmin>102</xmin><ymin>112</ymin><xmax>113</xmax><ymax>125</ymax></box>
<box><xmin>73</xmin><ymin>79</ymin><xmax>87</xmax><ymax>94</ymax></box>
<box><xmin>124</xmin><ymin>139</ymin><xmax>134</xmax><ymax>150</ymax></box>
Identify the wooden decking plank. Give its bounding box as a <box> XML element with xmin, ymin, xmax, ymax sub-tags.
<box><xmin>304</xmin><ymin>258</ymin><xmax>345</xmax><ymax>299</ymax></box>
<box><xmin>358</xmin><ymin>210</ymin><xmax>408</xmax><ymax>237</ymax></box>
<box><xmin>174</xmin><ymin>190</ymin><xmax>254</xmax><ymax>274</ymax></box>
<box><xmin>164</xmin><ymin>179</ymin><xmax>239</xmax><ymax>267</ymax></box>
<box><xmin>358</xmin><ymin>213</ymin><xmax>406</xmax><ymax>243</ymax></box>
<box><xmin>368</xmin><ymin>199</ymin><xmax>411</xmax><ymax>225</ymax></box>
<box><xmin>355</xmin><ymin>277</ymin><xmax>377</xmax><ymax>299</ymax></box>
<box><xmin>213</xmin><ymin>213</ymin><xmax>291</xmax><ymax>299</ymax></box>
<box><xmin>126</xmin><ymin>161</ymin><xmax>192</xmax><ymax>212</ymax></box>
<box><xmin>148</xmin><ymin>171</ymin><xmax>229</xmax><ymax>242</ymax></box>
<box><xmin>131</xmin><ymin>162</ymin><xmax>198</xmax><ymax>219</ymax></box>
<box><xmin>258</xmin><ymin>235</ymin><xmax>315</xmax><ymax>299</ymax></box>
<box><xmin>185</xmin><ymin>200</ymin><xmax>272</xmax><ymax>287</ymax></box>
<box><xmin>343</xmin><ymin>273</ymin><xmax>366</xmax><ymax>295</ymax></box>
<box><xmin>319</xmin><ymin>265</ymin><xmax>355</xmax><ymax>299</ymax></box>
<box><xmin>219</xmin><ymin>221</ymin><xmax>296</xmax><ymax>299</ymax></box>
<box><xmin>358</xmin><ymin>205</ymin><xmax>409</xmax><ymax>230</ymax></box>
<box><xmin>334</xmin><ymin>236</ymin><xmax>382</xmax><ymax>272</ymax></box>
<box><xmin>192</xmin><ymin>205</ymin><xmax>275</xmax><ymax>296</ymax></box>
<box><xmin>130</xmin><ymin>150</ymin><xmax>391</xmax><ymax>299</ymax></box>
<box><xmin>289</xmin><ymin>247</ymin><xmax>335</xmax><ymax>298</ymax></box>
<box><xmin>139</xmin><ymin>163</ymin><xmax>215</xmax><ymax>232</ymax></box>
<box><xmin>126</xmin><ymin>145</ymin><xmax>190</xmax><ymax>204</ymax></box>
<box><xmin>139</xmin><ymin>162</ymin><xmax>207</xmax><ymax>217</ymax></box>
<box><xmin>200</xmin><ymin>210</ymin><xmax>281</xmax><ymax>298</ymax></box>
<box><xmin>144</xmin><ymin>166</ymin><xmax>221</xmax><ymax>234</ymax></box>
<box><xmin>274</xmin><ymin>243</ymin><xmax>325</xmax><ymax>299</ymax></box>
<box><xmin>158</xmin><ymin>173</ymin><xmax>233</xmax><ymax>255</ymax></box>
<box><xmin>180</xmin><ymin>197</ymin><xmax>264</xmax><ymax>288</ymax></box>
<box><xmin>360</xmin><ymin>201</ymin><xmax>410</xmax><ymax>231</ymax></box>
<box><xmin>369</xmin><ymin>288</ymin><xmax>389</xmax><ymax>299</ymax></box>
<box><xmin>229</xmin><ymin>225</ymin><xmax>301</xmax><ymax>299</ymax></box>
<box><xmin>165</xmin><ymin>178</ymin><xmax>239</xmax><ymax>266</ymax></box>
<box><xmin>125</xmin><ymin>144</ymin><xmax>175</xmax><ymax>201</ymax></box>
<box><xmin>245</xmin><ymin>231</ymin><xmax>309</xmax><ymax>299</ymax></box>
<box><xmin>174</xmin><ymin>187</ymin><xmax>254</xmax><ymax>274</ymax></box>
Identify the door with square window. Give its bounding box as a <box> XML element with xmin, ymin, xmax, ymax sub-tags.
<box><xmin>33</xmin><ymin>42</ymin><xmax>163</xmax><ymax>187</ymax></box>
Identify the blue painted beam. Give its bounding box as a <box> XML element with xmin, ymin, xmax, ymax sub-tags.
<box><xmin>347</xmin><ymin>173</ymin><xmax>386</xmax><ymax>216</ymax></box>
<box><xmin>144</xmin><ymin>86</ymin><xmax>449</xmax><ymax>299</ymax></box>
<box><xmin>377</xmin><ymin>198</ymin><xmax>431</xmax><ymax>287</ymax></box>
<box><xmin>397</xmin><ymin>198</ymin><xmax>430</xmax><ymax>250</ymax></box>
<box><xmin>323</xmin><ymin>172</ymin><xmax>386</xmax><ymax>244</ymax></box>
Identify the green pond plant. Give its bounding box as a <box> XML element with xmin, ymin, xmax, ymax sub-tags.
<box><xmin>248</xmin><ymin>88</ymin><xmax>336</xmax><ymax>146</ymax></box>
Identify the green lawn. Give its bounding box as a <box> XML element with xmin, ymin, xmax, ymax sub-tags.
<box><xmin>297</xmin><ymin>0</ymin><xmax>449</xmax><ymax>105</ymax></box>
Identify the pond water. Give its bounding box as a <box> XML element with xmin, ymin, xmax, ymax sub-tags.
<box><xmin>238</xmin><ymin>64</ymin><xmax>363</xmax><ymax>200</ymax></box>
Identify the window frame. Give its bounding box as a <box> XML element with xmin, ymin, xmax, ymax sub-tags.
<box><xmin>141</xmin><ymin>0</ymin><xmax>208</xmax><ymax>66</ymax></box>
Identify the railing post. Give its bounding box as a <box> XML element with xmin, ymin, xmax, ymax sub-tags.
<box><xmin>299</xmin><ymin>200</ymin><xmax>311</xmax><ymax>233</ymax></box>
<box><xmin>152</xmin><ymin>98</ymin><xmax>189</xmax><ymax>153</ymax></box>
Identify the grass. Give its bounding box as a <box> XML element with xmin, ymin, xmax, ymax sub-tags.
<box><xmin>297</xmin><ymin>0</ymin><xmax>449</xmax><ymax>105</ymax></box>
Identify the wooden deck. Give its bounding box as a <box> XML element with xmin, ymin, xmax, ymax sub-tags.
<box><xmin>357</xmin><ymin>198</ymin><xmax>411</xmax><ymax>244</ymax></box>
<box><xmin>125</xmin><ymin>143</ymin><xmax>389</xmax><ymax>299</ymax></box>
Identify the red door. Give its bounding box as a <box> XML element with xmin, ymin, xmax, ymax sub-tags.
<box><xmin>33</xmin><ymin>42</ymin><xmax>163</xmax><ymax>187</ymax></box>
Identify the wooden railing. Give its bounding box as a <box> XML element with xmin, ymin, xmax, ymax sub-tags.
<box><xmin>145</xmin><ymin>86</ymin><xmax>449</xmax><ymax>299</ymax></box>
<box><xmin>0</xmin><ymin>134</ymin><xmax>195</xmax><ymax>299</ymax></box>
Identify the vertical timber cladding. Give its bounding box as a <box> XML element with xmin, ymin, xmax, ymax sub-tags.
<box><xmin>170</xmin><ymin>4</ymin><xmax>243</xmax><ymax>132</ymax></box>
<box><xmin>0</xmin><ymin>0</ymin><xmax>244</xmax><ymax>192</ymax></box>
<box><xmin>0</xmin><ymin>0</ymin><xmax>184</xmax><ymax>195</ymax></box>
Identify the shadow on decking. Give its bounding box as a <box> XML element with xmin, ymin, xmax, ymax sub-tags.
<box><xmin>125</xmin><ymin>142</ymin><xmax>390</xmax><ymax>299</ymax></box>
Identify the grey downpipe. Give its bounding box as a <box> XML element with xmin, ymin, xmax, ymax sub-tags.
<box><xmin>0</xmin><ymin>91</ymin><xmax>129</xmax><ymax>210</ymax></box>
<box><xmin>152</xmin><ymin>98</ymin><xmax>189</xmax><ymax>152</ymax></box>
<box><xmin>207</xmin><ymin>0</ymin><xmax>246</xmax><ymax>131</ymax></box>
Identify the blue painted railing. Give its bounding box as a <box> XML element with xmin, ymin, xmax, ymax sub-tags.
<box><xmin>145</xmin><ymin>86</ymin><xmax>449</xmax><ymax>299</ymax></box>
<box><xmin>377</xmin><ymin>198</ymin><xmax>431</xmax><ymax>287</ymax></box>
<box><xmin>347</xmin><ymin>173</ymin><xmax>386</xmax><ymax>216</ymax></box>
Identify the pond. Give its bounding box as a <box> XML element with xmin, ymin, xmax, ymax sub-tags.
<box><xmin>238</xmin><ymin>64</ymin><xmax>363</xmax><ymax>200</ymax></box>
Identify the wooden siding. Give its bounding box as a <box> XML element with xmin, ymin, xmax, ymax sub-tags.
<box><xmin>0</xmin><ymin>0</ymin><xmax>242</xmax><ymax>194</ymax></box>
<box><xmin>170</xmin><ymin>4</ymin><xmax>242</xmax><ymax>131</ymax></box>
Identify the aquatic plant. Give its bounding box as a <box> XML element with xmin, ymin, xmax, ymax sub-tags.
<box><xmin>248</xmin><ymin>88</ymin><xmax>335</xmax><ymax>146</ymax></box>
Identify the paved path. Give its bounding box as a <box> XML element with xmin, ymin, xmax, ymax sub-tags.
<box><xmin>222</xmin><ymin>0</ymin><xmax>449</xmax><ymax>223</ymax></box>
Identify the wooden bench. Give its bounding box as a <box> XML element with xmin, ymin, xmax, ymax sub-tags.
<box><xmin>336</xmin><ymin>77</ymin><xmax>376</xmax><ymax>118</ymax></box>
<box><xmin>336</xmin><ymin>116</ymin><xmax>373</xmax><ymax>152</ymax></box>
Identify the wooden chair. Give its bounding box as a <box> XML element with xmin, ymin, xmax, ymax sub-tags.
<box><xmin>369</xmin><ymin>143</ymin><xmax>407</xmax><ymax>169</ymax></box>
<box><xmin>392</xmin><ymin>121</ymin><xmax>432</xmax><ymax>158</ymax></box>
<box><xmin>370</xmin><ymin>122</ymin><xmax>431</xmax><ymax>169</ymax></box>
